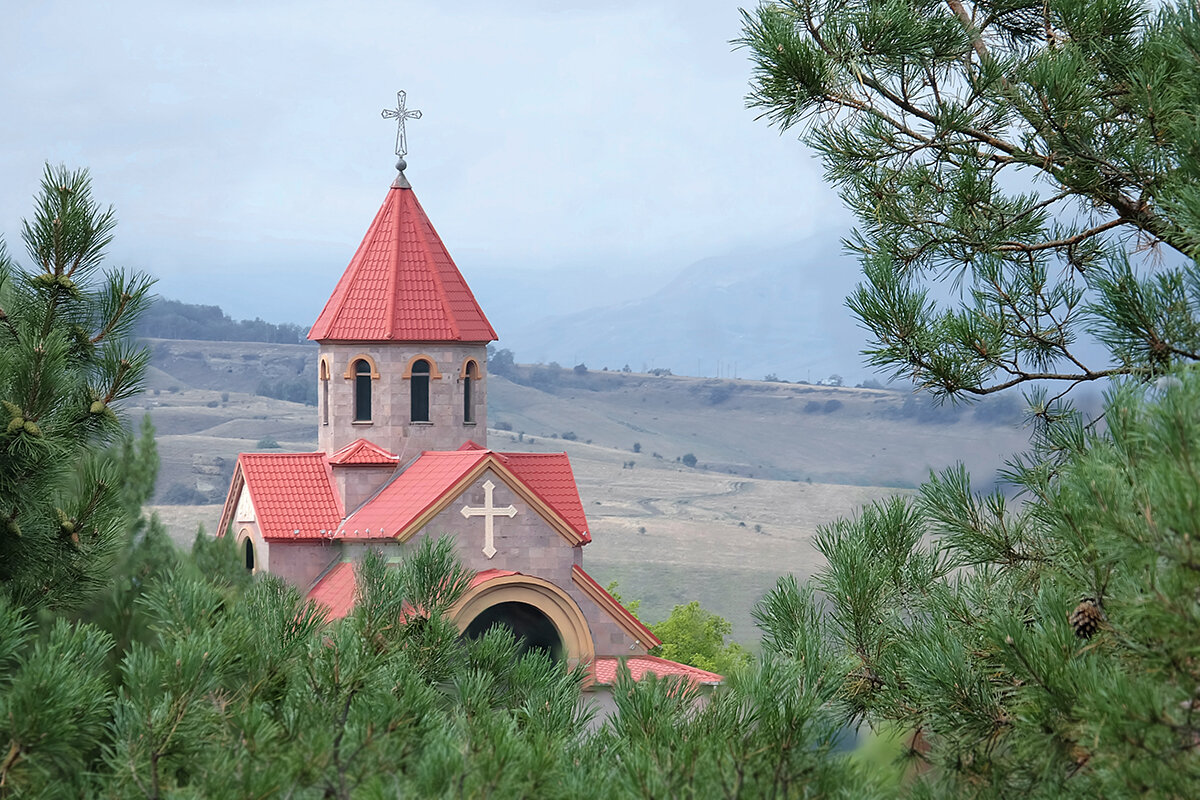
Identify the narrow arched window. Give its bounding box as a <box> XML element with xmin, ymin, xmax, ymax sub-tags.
<box><xmin>243</xmin><ymin>538</ymin><xmax>255</xmax><ymax>571</ymax></box>
<box><xmin>411</xmin><ymin>359</ymin><xmax>431</xmax><ymax>422</ymax></box>
<box><xmin>320</xmin><ymin>359</ymin><xmax>330</xmax><ymax>426</ymax></box>
<box><xmin>463</xmin><ymin>360</ymin><xmax>478</xmax><ymax>423</ymax></box>
<box><xmin>354</xmin><ymin>359</ymin><xmax>372</xmax><ymax>422</ymax></box>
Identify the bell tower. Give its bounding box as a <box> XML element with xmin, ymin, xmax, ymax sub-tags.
<box><xmin>308</xmin><ymin>117</ymin><xmax>497</xmax><ymax>459</ymax></box>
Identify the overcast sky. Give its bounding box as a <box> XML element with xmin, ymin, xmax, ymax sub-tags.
<box><xmin>2</xmin><ymin>0</ymin><xmax>850</xmax><ymax>325</ymax></box>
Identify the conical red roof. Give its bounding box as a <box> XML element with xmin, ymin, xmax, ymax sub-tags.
<box><xmin>308</xmin><ymin>179</ymin><xmax>497</xmax><ymax>342</ymax></box>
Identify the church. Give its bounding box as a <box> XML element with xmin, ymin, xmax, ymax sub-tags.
<box><xmin>217</xmin><ymin>134</ymin><xmax>721</xmax><ymax>701</ymax></box>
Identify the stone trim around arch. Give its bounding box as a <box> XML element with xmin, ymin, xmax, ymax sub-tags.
<box><xmin>341</xmin><ymin>354</ymin><xmax>381</xmax><ymax>380</ymax></box>
<box><xmin>236</xmin><ymin>527</ymin><xmax>259</xmax><ymax>574</ymax></box>
<box><xmin>459</xmin><ymin>357</ymin><xmax>480</xmax><ymax>379</ymax></box>
<box><xmin>450</xmin><ymin>574</ymin><xmax>595</xmax><ymax>672</ymax></box>
<box><xmin>401</xmin><ymin>354</ymin><xmax>443</xmax><ymax>380</ymax></box>
<box><xmin>319</xmin><ymin>356</ymin><xmax>332</xmax><ymax>381</ymax></box>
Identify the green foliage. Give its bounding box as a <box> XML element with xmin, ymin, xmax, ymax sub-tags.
<box><xmin>750</xmin><ymin>368</ymin><xmax>1200</xmax><ymax>796</ymax></box>
<box><xmin>740</xmin><ymin>0</ymin><xmax>1200</xmax><ymax>399</ymax></box>
<box><xmin>0</xmin><ymin>165</ymin><xmax>153</xmax><ymax>612</ymax></box>
<box><xmin>650</xmin><ymin>601</ymin><xmax>753</xmax><ymax>676</ymax></box>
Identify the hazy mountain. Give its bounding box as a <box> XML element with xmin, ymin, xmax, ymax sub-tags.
<box><xmin>492</xmin><ymin>240</ymin><xmax>872</xmax><ymax>383</ymax></box>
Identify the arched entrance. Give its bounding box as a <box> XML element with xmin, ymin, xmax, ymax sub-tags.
<box><xmin>450</xmin><ymin>573</ymin><xmax>595</xmax><ymax>670</ymax></box>
<box><xmin>462</xmin><ymin>601</ymin><xmax>564</xmax><ymax>661</ymax></box>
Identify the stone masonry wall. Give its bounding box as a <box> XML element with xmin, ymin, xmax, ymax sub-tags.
<box><xmin>316</xmin><ymin>341</ymin><xmax>488</xmax><ymax>457</ymax></box>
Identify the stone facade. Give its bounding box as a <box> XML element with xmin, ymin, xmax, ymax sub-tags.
<box><xmin>316</xmin><ymin>341</ymin><xmax>488</xmax><ymax>457</ymax></box>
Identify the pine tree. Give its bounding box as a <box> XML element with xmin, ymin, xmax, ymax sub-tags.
<box><xmin>0</xmin><ymin>165</ymin><xmax>152</xmax><ymax>611</ymax></box>
<box><xmin>739</xmin><ymin>0</ymin><xmax>1200</xmax><ymax>399</ymax></box>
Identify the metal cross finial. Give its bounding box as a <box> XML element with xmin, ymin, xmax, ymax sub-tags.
<box><xmin>381</xmin><ymin>90</ymin><xmax>422</xmax><ymax>159</ymax></box>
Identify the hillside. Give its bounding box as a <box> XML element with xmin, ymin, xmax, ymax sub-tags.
<box><xmin>137</xmin><ymin>338</ymin><xmax>1031</xmax><ymax>643</ymax></box>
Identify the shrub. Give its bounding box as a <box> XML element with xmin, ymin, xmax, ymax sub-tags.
<box><xmin>561</xmin><ymin>431</ymin><xmax>577</xmax><ymax>441</ymax></box>
<box><xmin>256</xmin><ymin>437</ymin><xmax>280</xmax><ymax>449</ymax></box>
<box><xmin>681</xmin><ymin>453</ymin><xmax>698</xmax><ymax>468</ymax></box>
<box><xmin>823</xmin><ymin>399</ymin><xmax>842</xmax><ymax>413</ymax></box>
<box><xmin>632</xmin><ymin>442</ymin><xmax>641</xmax><ymax>453</ymax></box>
<box><xmin>494</xmin><ymin>421</ymin><xmax>513</xmax><ymax>431</ymax></box>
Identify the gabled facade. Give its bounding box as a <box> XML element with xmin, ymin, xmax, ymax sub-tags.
<box><xmin>218</xmin><ymin>163</ymin><xmax>721</xmax><ymax>692</ymax></box>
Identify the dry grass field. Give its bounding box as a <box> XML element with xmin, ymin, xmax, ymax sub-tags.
<box><xmin>138</xmin><ymin>339</ymin><xmax>1032</xmax><ymax>644</ymax></box>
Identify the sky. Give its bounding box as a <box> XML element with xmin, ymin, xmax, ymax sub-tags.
<box><xmin>1</xmin><ymin>0</ymin><xmax>850</xmax><ymax>328</ymax></box>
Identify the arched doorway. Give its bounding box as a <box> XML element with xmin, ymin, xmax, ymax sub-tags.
<box><xmin>450</xmin><ymin>573</ymin><xmax>595</xmax><ymax>670</ymax></box>
<box><xmin>462</xmin><ymin>601</ymin><xmax>564</xmax><ymax>661</ymax></box>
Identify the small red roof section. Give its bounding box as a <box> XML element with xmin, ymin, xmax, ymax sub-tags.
<box><xmin>470</xmin><ymin>568</ymin><xmax>517</xmax><ymax>588</ymax></box>
<box><xmin>328</xmin><ymin>438</ymin><xmax>401</xmax><ymax>466</ymax></box>
<box><xmin>308</xmin><ymin>183</ymin><xmax>497</xmax><ymax>343</ymax></box>
<box><xmin>308</xmin><ymin>562</ymin><xmax>357</xmax><ymax>620</ymax></box>
<box><xmin>591</xmin><ymin>655</ymin><xmax>723</xmax><ymax>686</ymax></box>
<box><xmin>238</xmin><ymin>453</ymin><xmax>344</xmax><ymax>540</ymax></box>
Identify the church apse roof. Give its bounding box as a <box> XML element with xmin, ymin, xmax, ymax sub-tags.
<box><xmin>308</xmin><ymin>181</ymin><xmax>497</xmax><ymax>343</ymax></box>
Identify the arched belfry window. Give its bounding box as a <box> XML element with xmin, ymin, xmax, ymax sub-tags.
<box><xmin>463</xmin><ymin>359</ymin><xmax>478</xmax><ymax>424</ymax></box>
<box><xmin>353</xmin><ymin>359</ymin><xmax>372</xmax><ymax>422</ymax></box>
<box><xmin>411</xmin><ymin>359</ymin><xmax>431</xmax><ymax>422</ymax></box>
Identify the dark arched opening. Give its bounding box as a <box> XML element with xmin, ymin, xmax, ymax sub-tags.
<box><xmin>463</xmin><ymin>360</ymin><xmax>477</xmax><ymax>423</ymax></box>
<box><xmin>353</xmin><ymin>359</ymin><xmax>372</xmax><ymax>422</ymax></box>
<box><xmin>410</xmin><ymin>359</ymin><xmax>431</xmax><ymax>422</ymax></box>
<box><xmin>462</xmin><ymin>601</ymin><xmax>564</xmax><ymax>661</ymax></box>
<box><xmin>243</xmin><ymin>538</ymin><xmax>255</xmax><ymax>571</ymax></box>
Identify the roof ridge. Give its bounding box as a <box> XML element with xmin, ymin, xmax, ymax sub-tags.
<box><xmin>385</xmin><ymin>187</ymin><xmax>400</xmax><ymax>340</ymax></box>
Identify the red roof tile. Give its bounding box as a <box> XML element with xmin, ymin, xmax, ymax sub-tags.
<box><xmin>590</xmin><ymin>656</ymin><xmax>723</xmax><ymax>686</ymax></box>
<box><xmin>328</xmin><ymin>438</ymin><xmax>401</xmax><ymax>466</ymax></box>
<box><xmin>470</xmin><ymin>568</ymin><xmax>518</xmax><ymax>588</ymax></box>
<box><xmin>308</xmin><ymin>184</ymin><xmax>497</xmax><ymax>343</ymax></box>
<box><xmin>336</xmin><ymin>449</ymin><xmax>589</xmax><ymax>544</ymax></box>
<box><xmin>307</xmin><ymin>562</ymin><xmax>357</xmax><ymax>620</ymax></box>
<box><xmin>239</xmin><ymin>453</ymin><xmax>344</xmax><ymax>540</ymax></box>
<box><xmin>338</xmin><ymin>449</ymin><xmax>491</xmax><ymax>539</ymax></box>
<box><xmin>500</xmin><ymin>452</ymin><xmax>590</xmax><ymax>542</ymax></box>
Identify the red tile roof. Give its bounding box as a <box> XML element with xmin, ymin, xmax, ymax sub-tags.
<box><xmin>338</xmin><ymin>449</ymin><xmax>491</xmax><ymax>539</ymax></box>
<box><xmin>470</xmin><ymin>568</ymin><xmax>517</xmax><ymax>588</ymax></box>
<box><xmin>336</xmin><ymin>449</ymin><xmax>589</xmax><ymax>544</ymax></box>
<box><xmin>308</xmin><ymin>184</ymin><xmax>497</xmax><ymax>343</ymax></box>
<box><xmin>308</xmin><ymin>562</ymin><xmax>357</xmax><ymax>620</ymax></box>
<box><xmin>328</xmin><ymin>438</ymin><xmax>401</xmax><ymax>466</ymax></box>
<box><xmin>501</xmin><ymin>453</ymin><xmax>590</xmax><ymax>541</ymax></box>
<box><xmin>590</xmin><ymin>655</ymin><xmax>723</xmax><ymax>686</ymax></box>
<box><xmin>239</xmin><ymin>453</ymin><xmax>344</xmax><ymax>540</ymax></box>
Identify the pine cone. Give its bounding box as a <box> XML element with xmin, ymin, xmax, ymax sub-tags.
<box><xmin>1069</xmin><ymin>598</ymin><xmax>1103</xmax><ymax>639</ymax></box>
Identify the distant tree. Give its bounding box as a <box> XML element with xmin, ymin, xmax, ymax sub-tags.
<box><xmin>650</xmin><ymin>601</ymin><xmax>752</xmax><ymax>676</ymax></box>
<box><xmin>681</xmin><ymin>453</ymin><xmax>698</xmax><ymax>468</ymax></box>
<box><xmin>573</xmin><ymin>362</ymin><xmax>588</xmax><ymax>375</ymax></box>
<box><xmin>632</xmin><ymin>442</ymin><xmax>641</xmax><ymax>453</ymax></box>
<box><xmin>0</xmin><ymin>165</ymin><xmax>152</xmax><ymax>611</ymax></box>
<box><xmin>487</xmin><ymin>346</ymin><xmax>516</xmax><ymax>377</ymax></box>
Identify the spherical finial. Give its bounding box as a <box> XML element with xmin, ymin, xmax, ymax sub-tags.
<box><xmin>396</xmin><ymin>157</ymin><xmax>407</xmax><ymax>173</ymax></box>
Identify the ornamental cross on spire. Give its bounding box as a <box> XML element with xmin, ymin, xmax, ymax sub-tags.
<box><xmin>381</xmin><ymin>90</ymin><xmax>422</xmax><ymax>158</ymax></box>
